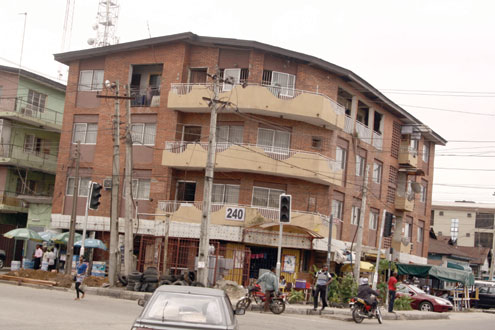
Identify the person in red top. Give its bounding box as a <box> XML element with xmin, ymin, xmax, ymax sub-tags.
<box><xmin>388</xmin><ymin>271</ymin><xmax>398</xmax><ymax>312</ymax></box>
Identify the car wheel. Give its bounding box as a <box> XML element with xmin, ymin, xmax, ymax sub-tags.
<box><xmin>172</xmin><ymin>280</ymin><xmax>186</xmax><ymax>286</ymax></box>
<box><xmin>419</xmin><ymin>301</ymin><xmax>433</xmax><ymax>312</ymax></box>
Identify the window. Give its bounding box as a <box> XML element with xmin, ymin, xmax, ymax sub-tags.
<box><xmin>182</xmin><ymin>126</ymin><xmax>201</xmax><ymax>143</ymax></box>
<box><xmin>410</xmin><ymin>139</ymin><xmax>419</xmax><ymax>151</ymax></box>
<box><xmin>16</xmin><ymin>179</ymin><xmax>37</xmax><ymax>195</ymax></box>
<box><xmin>404</xmin><ymin>222</ymin><xmax>412</xmax><ymax>238</ymax></box>
<box><xmin>269</xmin><ymin>71</ymin><xmax>296</xmax><ymax>97</ymax></box>
<box><xmin>355</xmin><ymin>155</ymin><xmax>365</xmax><ymax>177</ymax></box>
<box><xmin>72</xmin><ymin>123</ymin><xmax>98</xmax><ymax>144</ymax></box>
<box><xmin>331</xmin><ymin>199</ymin><xmax>343</xmax><ymax>220</ymax></box>
<box><xmin>176</xmin><ymin>181</ymin><xmax>196</xmax><ymax>202</ymax></box>
<box><xmin>422</xmin><ymin>142</ymin><xmax>430</xmax><ymax>163</ymax></box>
<box><xmin>257</xmin><ymin>128</ymin><xmax>290</xmax><ymax>154</ymax></box>
<box><xmin>356</xmin><ymin>101</ymin><xmax>369</xmax><ymax>126</ymax></box>
<box><xmin>467</xmin><ymin>213</ymin><xmax>472</xmax><ymax>218</ymax></box>
<box><xmin>23</xmin><ymin>134</ymin><xmax>35</xmax><ymax>152</ymax></box>
<box><xmin>26</xmin><ymin>89</ymin><xmax>46</xmax><ymax>113</ymax></box>
<box><xmin>475</xmin><ymin>232</ymin><xmax>493</xmax><ymax>248</ymax></box>
<box><xmin>222</xmin><ymin>68</ymin><xmax>241</xmax><ymax>92</ymax></box>
<box><xmin>369</xmin><ymin>210</ymin><xmax>379</xmax><ymax>230</ymax></box>
<box><xmin>78</xmin><ymin>70</ymin><xmax>104</xmax><ymax>91</ymax></box>
<box><xmin>216</xmin><ymin>125</ymin><xmax>243</xmax><ymax>145</ymax></box>
<box><xmin>351</xmin><ymin>206</ymin><xmax>361</xmax><ymax>225</ymax></box>
<box><xmin>337</xmin><ymin>88</ymin><xmax>353</xmax><ymax>116</ymax></box>
<box><xmin>372</xmin><ymin>161</ymin><xmax>382</xmax><ymax>184</ymax></box>
<box><xmin>420</xmin><ymin>183</ymin><xmax>427</xmax><ymax>203</ymax></box>
<box><xmin>189</xmin><ymin>68</ymin><xmax>207</xmax><ymax>84</ymax></box>
<box><xmin>336</xmin><ymin>147</ymin><xmax>347</xmax><ymax>170</ymax></box>
<box><xmin>66</xmin><ymin>177</ymin><xmax>91</xmax><ymax>197</ymax></box>
<box><xmin>417</xmin><ymin>226</ymin><xmax>424</xmax><ymax>243</ymax></box>
<box><xmin>451</xmin><ymin>218</ymin><xmax>459</xmax><ymax>240</ymax></box>
<box><xmin>212</xmin><ymin>184</ymin><xmax>240</xmax><ymax>204</ymax></box>
<box><xmin>475</xmin><ymin>213</ymin><xmax>494</xmax><ymax>229</ymax></box>
<box><xmin>252</xmin><ymin>186</ymin><xmax>284</xmax><ymax>209</ymax></box>
<box><xmin>466</xmin><ymin>233</ymin><xmax>470</xmax><ymax>237</ymax></box>
<box><xmin>131</xmin><ymin>123</ymin><xmax>156</xmax><ymax>145</ymax></box>
<box><xmin>439</xmin><ymin>211</ymin><xmax>444</xmax><ymax>216</ymax></box>
<box><xmin>311</xmin><ymin>137</ymin><xmax>322</xmax><ymax>150</ymax></box>
<box><xmin>131</xmin><ymin>179</ymin><xmax>151</xmax><ymax>200</ymax></box>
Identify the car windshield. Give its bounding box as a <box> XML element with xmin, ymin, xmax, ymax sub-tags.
<box><xmin>409</xmin><ymin>285</ymin><xmax>426</xmax><ymax>294</ymax></box>
<box><xmin>143</xmin><ymin>292</ymin><xmax>225</xmax><ymax>325</ymax></box>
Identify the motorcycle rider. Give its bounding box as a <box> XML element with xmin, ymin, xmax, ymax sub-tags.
<box><xmin>357</xmin><ymin>278</ymin><xmax>380</xmax><ymax>311</ymax></box>
<box><xmin>256</xmin><ymin>267</ymin><xmax>279</xmax><ymax>312</ymax></box>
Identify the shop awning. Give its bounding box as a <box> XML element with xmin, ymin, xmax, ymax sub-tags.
<box><xmin>341</xmin><ymin>261</ymin><xmax>374</xmax><ymax>273</ymax></box>
<box><xmin>397</xmin><ymin>263</ymin><xmax>475</xmax><ymax>286</ymax></box>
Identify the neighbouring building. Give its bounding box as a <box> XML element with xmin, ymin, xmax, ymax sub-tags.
<box><xmin>0</xmin><ymin>65</ymin><xmax>65</xmax><ymax>266</ymax></box>
<box><xmin>51</xmin><ymin>32</ymin><xmax>446</xmax><ymax>285</ymax></box>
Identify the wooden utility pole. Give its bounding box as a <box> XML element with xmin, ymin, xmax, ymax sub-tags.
<box><xmin>353</xmin><ymin>164</ymin><xmax>369</xmax><ymax>282</ymax></box>
<box><xmin>124</xmin><ymin>84</ymin><xmax>134</xmax><ymax>276</ymax></box>
<box><xmin>197</xmin><ymin>71</ymin><xmax>221</xmax><ymax>286</ymax></box>
<box><xmin>65</xmin><ymin>141</ymin><xmax>80</xmax><ymax>274</ymax></box>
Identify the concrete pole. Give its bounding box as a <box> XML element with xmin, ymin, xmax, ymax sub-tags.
<box><xmin>65</xmin><ymin>141</ymin><xmax>80</xmax><ymax>274</ymax></box>
<box><xmin>80</xmin><ymin>180</ymin><xmax>93</xmax><ymax>257</ymax></box>
<box><xmin>372</xmin><ymin>209</ymin><xmax>387</xmax><ymax>290</ymax></box>
<box><xmin>489</xmin><ymin>228</ymin><xmax>495</xmax><ymax>280</ymax></box>
<box><xmin>161</xmin><ymin>214</ymin><xmax>170</xmax><ymax>275</ymax></box>
<box><xmin>197</xmin><ymin>72</ymin><xmax>220</xmax><ymax>286</ymax></box>
<box><xmin>327</xmin><ymin>214</ymin><xmax>334</xmax><ymax>269</ymax></box>
<box><xmin>109</xmin><ymin>81</ymin><xmax>120</xmax><ymax>286</ymax></box>
<box><xmin>353</xmin><ymin>164</ymin><xmax>369</xmax><ymax>282</ymax></box>
<box><xmin>124</xmin><ymin>84</ymin><xmax>134</xmax><ymax>276</ymax></box>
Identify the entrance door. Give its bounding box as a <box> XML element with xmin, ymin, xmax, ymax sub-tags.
<box><xmin>182</xmin><ymin>126</ymin><xmax>201</xmax><ymax>143</ymax></box>
<box><xmin>176</xmin><ymin>181</ymin><xmax>196</xmax><ymax>202</ymax></box>
<box><xmin>189</xmin><ymin>68</ymin><xmax>207</xmax><ymax>84</ymax></box>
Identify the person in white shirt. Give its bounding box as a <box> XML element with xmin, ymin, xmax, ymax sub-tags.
<box><xmin>33</xmin><ymin>245</ymin><xmax>43</xmax><ymax>270</ymax></box>
<box><xmin>46</xmin><ymin>248</ymin><xmax>56</xmax><ymax>271</ymax></box>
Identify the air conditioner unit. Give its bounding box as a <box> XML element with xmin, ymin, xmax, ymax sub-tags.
<box><xmin>103</xmin><ymin>178</ymin><xmax>112</xmax><ymax>190</ymax></box>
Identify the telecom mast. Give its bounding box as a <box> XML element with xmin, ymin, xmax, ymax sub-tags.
<box><xmin>88</xmin><ymin>0</ymin><xmax>120</xmax><ymax>47</ymax></box>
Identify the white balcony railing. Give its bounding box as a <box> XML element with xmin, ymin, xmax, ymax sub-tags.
<box><xmin>344</xmin><ymin>115</ymin><xmax>354</xmax><ymax>134</ymax></box>
<box><xmin>164</xmin><ymin>141</ymin><xmax>340</xmax><ymax>172</ymax></box>
<box><xmin>169</xmin><ymin>83</ymin><xmax>345</xmax><ymax>115</ymax></box>
<box><xmin>372</xmin><ymin>131</ymin><xmax>383</xmax><ymax>150</ymax></box>
<box><xmin>355</xmin><ymin>121</ymin><xmax>372</xmax><ymax>143</ymax></box>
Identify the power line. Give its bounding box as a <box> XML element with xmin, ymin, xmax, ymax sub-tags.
<box><xmin>399</xmin><ymin>104</ymin><xmax>495</xmax><ymax>117</ymax></box>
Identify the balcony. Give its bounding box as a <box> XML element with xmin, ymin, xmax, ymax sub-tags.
<box><xmin>372</xmin><ymin>131</ymin><xmax>383</xmax><ymax>150</ymax></box>
<box><xmin>399</xmin><ymin>141</ymin><xmax>418</xmax><ymax>168</ymax></box>
<box><xmin>130</xmin><ymin>87</ymin><xmax>160</xmax><ymax>107</ymax></box>
<box><xmin>355</xmin><ymin>120</ymin><xmax>372</xmax><ymax>144</ymax></box>
<box><xmin>168</xmin><ymin>83</ymin><xmax>345</xmax><ymax>131</ymax></box>
<box><xmin>0</xmin><ymin>97</ymin><xmax>63</xmax><ymax>131</ymax></box>
<box><xmin>162</xmin><ymin>141</ymin><xmax>343</xmax><ymax>186</ymax></box>
<box><xmin>0</xmin><ymin>191</ymin><xmax>28</xmax><ymax>213</ymax></box>
<box><xmin>344</xmin><ymin>115</ymin><xmax>354</xmax><ymax>134</ymax></box>
<box><xmin>157</xmin><ymin>200</ymin><xmax>330</xmax><ymax>231</ymax></box>
<box><xmin>0</xmin><ymin>144</ymin><xmax>58</xmax><ymax>174</ymax></box>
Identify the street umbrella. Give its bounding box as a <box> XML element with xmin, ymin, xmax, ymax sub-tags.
<box><xmin>74</xmin><ymin>238</ymin><xmax>107</xmax><ymax>251</ymax></box>
<box><xmin>51</xmin><ymin>232</ymin><xmax>82</xmax><ymax>245</ymax></box>
<box><xmin>39</xmin><ymin>231</ymin><xmax>58</xmax><ymax>242</ymax></box>
<box><xmin>3</xmin><ymin>228</ymin><xmax>43</xmax><ymax>241</ymax></box>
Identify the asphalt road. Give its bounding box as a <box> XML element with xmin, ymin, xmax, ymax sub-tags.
<box><xmin>1</xmin><ymin>283</ymin><xmax>494</xmax><ymax>330</ymax></box>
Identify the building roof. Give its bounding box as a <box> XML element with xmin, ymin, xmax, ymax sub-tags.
<box><xmin>0</xmin><ymin>65</ymin><xmax>66</xmax><ymax>92</ymax></box>
<box><xmin>428</xmin><ymin>237</ymin><xmax>473</xmax><ymax>261</ymax></box>
<box><xmin>53</xmin><ymin>32</ymin><xmax>446</xmax><ymax>146</ymax></box>
<box><xmin>456</xmin><ymin>246</ymin><xmax>490</xmax><ymax>265</ymax></box>
<box><xmin>432</xmin><ymin>201</ymin><xmax>495</xmax><ymax>212</ymax></box>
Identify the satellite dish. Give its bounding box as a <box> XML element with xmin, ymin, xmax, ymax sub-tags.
<box><xmin>411</xmin><ymin>182</ymin><xmax>422</xmax><ymax>193</ymax></box>
<box><xmin>407</xmin><ymin>193</ymin><xmax>415</xmax><ymax>201</ymax></box>
<box><xmin>87</xmin><ymin>38</ymin><xmax>96</xmax><ymax>45</ymax></box>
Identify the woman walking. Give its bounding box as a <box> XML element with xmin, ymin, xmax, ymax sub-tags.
<box><xmin>75</xmin><ymin>256</ymin><xmax>88</xmax><ymax>300</ymax></box>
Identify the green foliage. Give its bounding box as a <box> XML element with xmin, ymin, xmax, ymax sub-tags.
<box><xmin>371</xmin><ymin>260</ymin><xmax>397</xmax><ymax>275</ymax></box>
<box><xmin>327</xmin><ymin>274</ymin><xmax>358</xmax><ymax>305</ymax></box>
<box><xmin>377</xmin><ymin>282</ymin><xmax>388</xmax><ymax>302</ymax></box>
<box><xmin>394</xmin><ymin>295</ymin><xmax>413</xmax><ymax>310</ymax></box>
<box><xmin>288</xmin><ymin>289</ymin><xmax>305</xmax><ymax>303</ymax></box>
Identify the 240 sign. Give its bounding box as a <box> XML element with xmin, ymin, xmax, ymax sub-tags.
<box><xmin>225</xmin><ymin>207</ymin><xmax>245</xmax><ymax>221</ymax></box>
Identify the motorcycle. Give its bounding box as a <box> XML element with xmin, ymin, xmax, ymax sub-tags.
<box><xmin>349</xmin><ymin>297</ymin><xmax>383</xmax><ymax>324</ymax></box>
<box><xmin>236</xmin><ymin>284</ymin><xmax>286</xmax><ymax>314</ymax></box>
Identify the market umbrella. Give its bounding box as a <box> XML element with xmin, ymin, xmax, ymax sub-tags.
<box><xmin>39</xmin><ymin>231</ymin><xmax>58</xmax><ymax>242</ymax></box>
<box><xmin>51</xmin><ymin>232</ymin><xmax>82</xmax><ymax>245</ymax></box>
<box><xmin>74</xmin><ymin>238</ymin><xmax>107</xmax><ymax>251</ymax></box>
<box><xmin>3</xmin><ymin>228</ymin><xmax>43</xmax><ymax>241</ymax></box>
<box><xmin>341</xmin><ymin>261</ymin><xmax>375</xmax><ymax>273</ymax></box>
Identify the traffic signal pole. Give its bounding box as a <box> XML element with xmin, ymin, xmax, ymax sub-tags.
<box><xmin>277</xmin><ymin>194</ymin><xmax>291</xmax><ymax>278</ymax></box>
<box><xmin>80</xmin><ymin>180</ymin><xmax>93</xmax><ymax>257</ymax></box>
<box><xmin>372</xmin><ymin>209</ymin><xmax>387</xmax><ymax>290</ymax></box>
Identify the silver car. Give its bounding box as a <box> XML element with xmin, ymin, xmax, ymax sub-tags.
<box><xmin>131</xmin><ymin>285</ymin><xmax>245</xmax><ymax>330</ymax></box>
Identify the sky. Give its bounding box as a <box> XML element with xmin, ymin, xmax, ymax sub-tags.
<box><xmin>1</xmin><ymin>0</ymin><xmax>494</xmax><ymax>203</ymax></box>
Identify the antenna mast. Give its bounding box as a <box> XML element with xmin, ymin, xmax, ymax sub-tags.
<box><xmin>88</xmin><ymin>0</ymin><xmax>120</xmax><ymax>47</ymax></box>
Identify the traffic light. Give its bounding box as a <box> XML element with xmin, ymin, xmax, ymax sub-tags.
<box><xmin>89</xmin><ymin>182</ymin><xmax>103</xmax><ymax>210</ymax></box>
<box><xmin>383</xmin><ymin>212</ymin><xmax>394</xmax><ymax>237</ymax></box>
<box><xmin>279</xmin><ymin>194</ymin><xmax>291</xmax><ymax>223</ymax></box>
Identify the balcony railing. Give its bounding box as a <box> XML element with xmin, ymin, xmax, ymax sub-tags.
<box><xmin>169</xmin><ymin>83</ymin><xmax>345</xmax><ymax>115</ymax></box>
<box><xmin>372</xmin><ymin>131</ymin><xmax>383</xmax><ymax>150</ymax></box>
<box><xmin>0</xmin><ymin>191</ymin><xmax>28</xmax><ymax>210</ymax></box>
<box><xmin>0</xmin><ymin>97</ymin><xmax>63</xmax><ymax>126</ymax></box>
<box><xmin>0</xmin><ymin>144</ymin><xmax>58</xmax><ymax>172</ymax></box>
<box><xmin>130</xmin><ymin>87</ymin><xmax>160</xmax><ymax>107</ymax></box>
<box><xmin>344</xmin><ymin>115</ymin><xmax>354</xmax><ymax>134</ymax></box>
<box><xmin>355</xmin><ymin>120</ymin><xmax>372</xmax><ymax>143</ymax></box>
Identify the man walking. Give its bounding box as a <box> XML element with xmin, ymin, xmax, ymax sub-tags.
<box><xmin>313</xmin><ymin>265</ymin><xmax>332</xmax><ymax>312</ymax></box>
<box><xmin>388</xmin><ymin>271</ymin><xmax>398</xmax><ymax>312</ymax></box>
<box><xmin>256</xmin><ymin>267</ymin><xmax>278</xmax><ymax>312</ymax></box>
<box><xmin>33</xmin><ymin>244</ymin><xmax>43</xmax><ymax>270</ymax></box>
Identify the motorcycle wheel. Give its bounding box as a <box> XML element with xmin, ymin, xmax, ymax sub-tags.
<box><xmin>236</xmin><ymin>297</ymin><xmax>251</xmax><ymax>310</ymax></box>
<box><xmin>270</xmin><ymin>299</ymin><xmax>286</xmax><ymax>314</ymax></box>
<box><xmin>352</xmin><ymin>307</ymin><xmax>365</xmax><ymax>323</ymax></box>
<box><xmin>376</xmin><ymin>308</ymin><xmax>383</xmax><ymax>324</ymax></box>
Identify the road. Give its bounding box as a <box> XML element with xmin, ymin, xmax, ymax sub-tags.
<box><xmin>1</xmin><ymin>283</ymin><xmax>494</xmax><ymax>330</ymax></box>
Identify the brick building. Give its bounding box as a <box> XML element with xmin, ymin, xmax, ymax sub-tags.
<box><xmin>52</xmin><ymin>32</ymin><xmax>446</xmax><ymax>283</ymax></box>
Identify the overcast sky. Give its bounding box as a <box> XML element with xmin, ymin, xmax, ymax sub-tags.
<box><xmin>1</xmin><ymin>0</ymin><xmax>494</xmax><ymax>203</ymax></box>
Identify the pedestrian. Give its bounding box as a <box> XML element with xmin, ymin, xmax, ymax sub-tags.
<box><xmin>33</xmin><ymin>244</ymin><xmax>43</xmax><ymax>270</ymax></box>
<box><xmin>59</xmin><ymin>250</ymin><xmax>66</xmax><ymax>271</ymax></box>
<box><xmin>388</xmin><ymin>271</ymin><xmax>398</xmax><ymax>313</ymax></box>
<box><xmin>313</xmin><ymin>265</ymin><xmax>332</xmax><ymax>312</ymax></box>
<box><xmin>75</xmin><ymin>256</ymin><xmax>88</xmax><ymax>301</ymax></box>
<box><xmin>46</xmin><ymin>248</ymin><xmax>56</xmax><ymax>271</ymax></box>
<box><xmin>256</xmin><ymin>267</ymin><xmax>278</xmax><ymax>312</ymax></box>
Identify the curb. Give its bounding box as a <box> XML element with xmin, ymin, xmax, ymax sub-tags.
<box><xmin>84</xmin><ymin>286</ymin><xmax>151</xmax><ymax>301</ymax></box>
<box><xmin>0</xmin><ymin>279</ymin><xmax>69</xmax><ymax>292</ymax></box>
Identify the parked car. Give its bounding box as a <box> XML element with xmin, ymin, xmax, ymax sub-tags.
<box><xmin>131</xmin><ymin>285</ymin><xmax>245</xmax><ymax>330</ymax></box>
<box><xmin>473</xmin><ymin>286</ymin><xmax>495</xmax><ymax>309</ymax></box>
<box><xmin>0</xmin><ymin>250</ymin><xmax>5</xmax><ymax>269</ymax></box>
<box><xmin>396</xmin><ymin>283</ymin><xmax>453</xmax><ymax>312</ymax></box>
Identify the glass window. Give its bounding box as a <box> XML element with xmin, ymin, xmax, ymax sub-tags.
<box><xmin>331</xmin><ymin>199</ymin><xmax>343</xmax><ymax>220</ymax></box>
<box><xmin>336</xmin><ymin>146</ymin><xmax>347</xmax><ymax>170</ymax></box>
<box><xmin>404</xmin><ymin>222</ymin><xmax>412</xmax><ymax>238</ymax></box>
<box><xmin>212</xmin><ymin>184</ymin><xmax>240</xmax><ymax>204</ymax></box>
<box><xmin>271</xmin><ymin>71</ymin><xmax>296</xmax><ymax>97</ymax></box>
<box><xmin>422</xmin><ymin>142</ymin><xmax>430</xmax><ymax>163</ymax></box>
<box><xmin>355</xmin><ymin>155</ymin><xmax>365</xmax><ymax>177</ymax></box>
<box><xmin>257</xmin><ymin>128</ymin><xmax>290</xmax><ymax>154</ymax></box>
<box><xmin>369</xmin><ymin>210</ymin><xmax>379</xmax><ymax>230</ymax></box>
<box><xmin>27</xmin><ymin>89</ymin><xmax>46</xmax><ymax>113</ymax></box>
<box><xmin>72</xmin><ymin>123</ymin><xmax>98</xmax><ymax>144</ymax></box>
<box><xmin>131</xmin><ymin>123</ymin><xmax>156</xmax><ymax>145</ymax></box>
<box><xmin>216</xmin><ymin>125</ymin><xmax>243</xmax><ymax>145</ymax></box>
<box><xmin>417</xmin><ymin>226</ymin><xmax>424</xmax><ymax>243</ymax></box>
<box><xmin>176</xmin><ymin>181</ymin><xmax>196</xmax><ymax>202</ymax></box>
<box><xmin>372</xmin><ymin>161</ymin><xmax>382</xmax><ymax>183</ymax></box>
<box><xmin>420</xmin><ymin>183</ymin><xmax>427</xmax><ymax>203</ymax></box>
<box><xmin>252</xmin><ymin>186</ymin><xmax>284</xmax><ymax>208</ymax></box>
<box><xmin>23</xmin><ymin>134</ymin><xmax>35</xmax><ymax>152</ymax></box>
<box><xmin>351</xmin><ymin>206</ymin><xmax>361</xmax><ymax>225</ymax></box>
<box><xmin>451</xmin><ymin>218</ymin><xmax>459</xmax><ymax>240</ymax></box>
<box><xmin>66</xmin><ymin>177</ymin><xmax>91</xmax><ymax>197</ymax></box>
<box><xmin>131</xmin><ymin>179</ymin><xmax>151</xmax><ymax>200</ymax></box>
<box><xmin>78</xmin><ymin>70</ymin><xmax>104</xmax><ymax>91</ymax></box>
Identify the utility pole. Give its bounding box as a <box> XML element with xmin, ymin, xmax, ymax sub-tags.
<box><xmin>124</xmin><ymin>84</ymin><xmax>134</xmax><ymax>276</ymax></box>
<box><xmin>327</xmin><ymin>214</ymin><xmax>334</xmax><ymax>269</ymax></box>
<box><xmin>490</xmin><ymin>228</ymin><xmax>495</xmax><ymax>280</ymax></box>
<box><xmin>353</xmin><ymin>164</ymin><xmax>369</xmax><ymax>282</ymax></box>
<box><xmin>161</xmin><ymin>214</ymin><xmax>170</xmax><ymax>275</ymax></box>
<box><xmin>372</xmin><ymin>209</ymin><xmax>387</xmax><ymax>290</ymax></box>
<box><xmin>197</xmin><ymin>71</ymin><xmax>221</xmax><ymax>286</ymax></box>
<box><xmin>109</xmin><ymin>81</ymin><xmax>120</xmax><ymax>286</ymax></box>
<box><xmin>65</xmin><ymin>141</ymin><xmax>80</xmax><ymax>274</ymax></box>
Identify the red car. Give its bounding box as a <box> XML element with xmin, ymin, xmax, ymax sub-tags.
<box><xmin>396</xmin><ymin>283</ymin><xmax>453</xmax><ymax>312</ymax></box>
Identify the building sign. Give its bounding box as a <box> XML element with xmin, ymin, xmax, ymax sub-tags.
<box><xmin>283</xmin><ymin>255</ymin><xmax>296</xmax><ymax>273</ymax></box>
<box><xmin>225</xmin><ymin>207</ymin><xmax>245</xmax><ymax>221</ymax></box>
